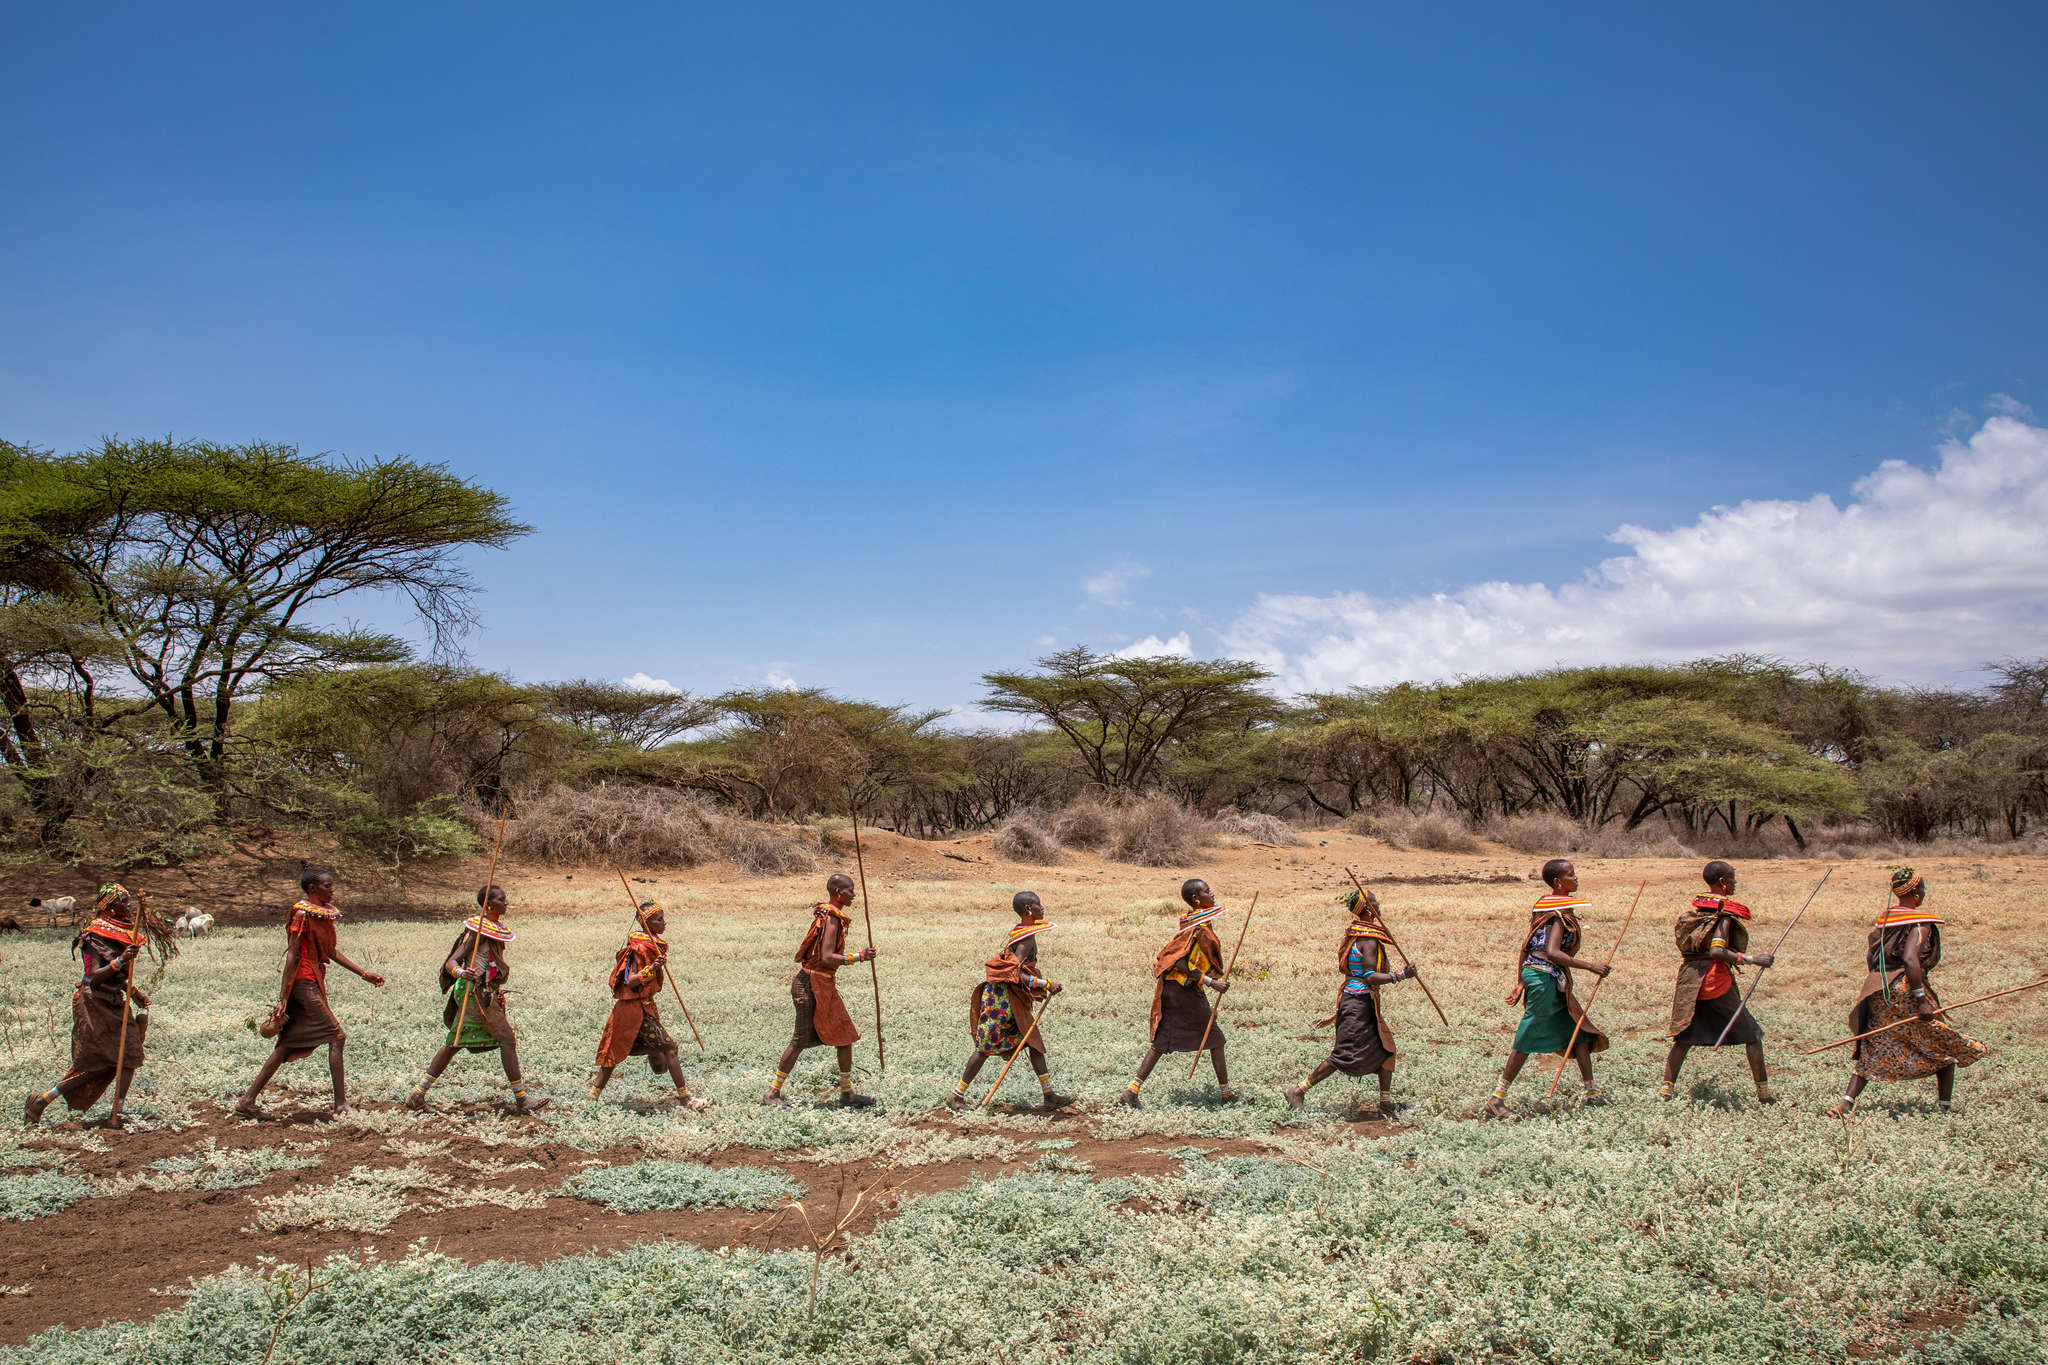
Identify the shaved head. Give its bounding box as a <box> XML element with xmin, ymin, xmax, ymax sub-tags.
<box><xmin>1013</xmin><ymin>890</ymin><xmax>1042</xmax><ymax>916</ymax></box>
<box><xmin>826</xmin><ymin>873</ymin><xmax>855</xmax><ymax>898</ymax></box>
<box><xmin>1703</xmin><ymin>860</ymin><xmax>1736</xmax><ymax>888</ymax></box>
<box><xmin>1181</xmin><ymin>878</ymin><xmax>1210</xmax><ymax>907</ymax></box>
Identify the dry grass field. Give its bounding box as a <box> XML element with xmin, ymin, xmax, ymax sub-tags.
<box><xmin>1</xmin><ymin>829</ymin><xmax>2044</xmax><ymax>1363</ymax></box>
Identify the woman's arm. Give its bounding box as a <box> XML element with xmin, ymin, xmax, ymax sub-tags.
<box><xmin>1903</xmin><ymin>925</ymin><xmax>1934</xmax><ymax>1016</ymax></box>
<box><xmin>1706</xmin><ymin>916</ymin><xmax>1772</xmax><ymax>969</ymax></box>
<box><xmin>330</xmin><ymin>949</ymin><xmax>386</xmax><ymax>987</ymax></box>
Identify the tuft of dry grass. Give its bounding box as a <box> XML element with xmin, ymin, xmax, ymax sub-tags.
<box><xmin>1101</xmin><ymin>794</ymin><xmax>1215</xmax><ymax>866</ymax></box>
<box><xmin>1214</xmin><ymin>808</ymin><xmax>1302</xmax><ymax>847</ymax></box>
<box><xmin>1354</xmin><ymin>806</ymin><xmax>1480</xmax><ymax>853</ymax></box>
<box><xmin>1050</xmin><ymin>798</ymin><xmax>1115</xmax><ymax>852</ymax></box>
<box><xmin>992</xmin><ymin>813</ymin><xmax>1065</xmax><ymax>865</ymax></box>
<box><xmin>507</xmin><ymin>785</ymin><xmax>815</xmax><ymax>875</ymax></box>
<box><xmin>1485</xmin><ymin>811</ymin><xmax>1586</xmax><ymax>855</ymax></box>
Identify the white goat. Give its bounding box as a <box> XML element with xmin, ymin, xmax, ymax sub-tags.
<box><xmin>29</xmin><ymin>895</ymin><xmax>76</xmax><ymax>920</ymax></box>
<box><xmin>179</xmin><ymin>910</ymin><xmax>215</xmax><ymax>937</ymax></box>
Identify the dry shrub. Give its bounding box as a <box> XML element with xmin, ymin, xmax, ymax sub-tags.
<box><xmin>1485</xmin><ymin>811</ymin><xmax>1588</xmax><ymax>855</ymax></box>
<box><xmin>1406</xmin><ymin>811</ymin><xmax>1482</xmax><ymax>853</ymax></box>
<box><xmin>1215</xmin><ymin>808</ymin><xmax>1302</xmax><ymax>847</ymax></box>
<box><xmin>1346</xmin><ymin>806</ymin><xmax>1417</xmax><ymax>842</ymax></box>
<box><xmin>509</xmin><ymin>785</ymin><xmax>814</xmax><ymax>876</ymax></box>
<box><xmin>1103</xmin><ymin>794</ymin><xmax>1216</xmax><ymax>866</ymax></box>
<box><xmin>993</xmin><ymin>813</ymin><xmax>1065</xmax><ymax>865</ymax></box>
<box><xmin>716</xmin><ymin>817</ymin><xmax>818</xmax><ymax>876</ymax></box>
<box><xmin>1584</xmin><ymin>825</ymin><xmax>1690</xmax><ymax>859</ymax></box>
<box><xmin>1051</xmin><ymin>799</ymin><xmax>1116</xmax><ymax>852</ymax></box>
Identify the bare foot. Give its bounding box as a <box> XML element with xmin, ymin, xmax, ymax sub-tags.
<box><xmin>1282</xmin><ymin>1085</ymin><xmax>1305</xmax><ymax>1111</ymax></box>
<box><xmin>233</xmin><ymin>1100</ymin><xmax>266</xmax><ymax>1121</ymax></box>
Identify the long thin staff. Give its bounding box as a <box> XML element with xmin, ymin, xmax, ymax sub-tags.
<box><xmin>1187</xmin><ymin>892</ymin><xmax>1258</xmax><ymax>1079</ymax></box>
<box><xmin>612</xmin><ymin>865</ymin><xmax>706</xmax><ymax>1051</ymax></box>
<box><xmin>1344</xmin><ymin>867</ymin><xmax>1449</xmax><ymax>1027</ymax></box>
<box><xmin>105</xmin><ymin>952</ymin><xmax>138</xmax><ymax>1124</ymax></box>
<box><xmin>1871</xmin><ymin>880</ymin><xmax>1896</xmax><ymax>1006</ymax></box>
<box><xmin>1712</xmin><ymin>866</ymin><xmax>1832</xmax><ymax>1047</ymax></box>
<box><xmin>977</xmin><ymin>994</ymin><xmax>1057</xmax><ymax>1109</ymax></box>
<box><xmin>447</xmin><ymin>815</ymin><xmax>509</xmax><ymax>1049</ymax></box>
<box><xmin>1802</xmin><ymin>975</ymin><xmax>2048</xmax><ymax>1055</ymax></box>
<box><xmin>1545</xmin><ymin>879</ymin><xmax>1645</xmax><ymax>1098</ymax></box>
<box><xmin>848</xmin><ymin>798</ymin><xmax>885</xmax><ymax>1072</ymax></box>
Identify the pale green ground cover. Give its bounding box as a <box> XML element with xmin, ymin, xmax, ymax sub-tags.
<box><xmin>561</xmin><ymin>1158</ymin><xmax>802</xmax><ymax>1212</ymax></box>
<box><xmin>0</xmin><ymin>855</ymin><xmax>2043</xmax><ymax>1361</ymax></box>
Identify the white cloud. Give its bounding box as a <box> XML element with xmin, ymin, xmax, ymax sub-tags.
<box><xmin>1083</xmin><ymin>561</ymin><xmax>1150</xmax><ymax>607</ymax></box>
<box><xmin>621</xmin><ymin>672</ymin><xmax>678</xmax><ymax>693</ymax></box>
<box><xmin>1035</xmin><ymin>633</ymin><xmax>1058</xmax><ymax>647</ymax></box>
<box><xmin>1989</xmin><ymin>392</ymin><xmax>2037</xmax><ymax>420</ymax></box>
<box><xmin>1111</xmin><ymin>632</ymin><xmax>1194</xmax><ymax>660</ymax></box>
<box><xmin>1222</xmin><ymin>415</ymin><xmax>2048</xmax><ymax>693</ymax></box>
<box><xmin>763</xmin><ymin>667</ymin><xmax>799</xmax><ymax>692</ymax></box>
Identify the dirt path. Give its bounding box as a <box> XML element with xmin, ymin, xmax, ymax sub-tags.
<box><xmin>0</xmin><ymin>1105</ymin><xmax>1406</xmax><ymax>1344</ymax></box>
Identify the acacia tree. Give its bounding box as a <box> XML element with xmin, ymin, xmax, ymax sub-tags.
<box><xmin>0</xmin><ymin>438</ymin><xmax>528</xmax><ymax>798</ymax></box>
<box><xmin>542</xmin><ymin>678</ymin><xmax>718</xmax><ymax>750</ymax></box>
<box><xmin>980</xmin><ymin>646</ymin><xmax>1280</xmax><ymax>792</ymax></box>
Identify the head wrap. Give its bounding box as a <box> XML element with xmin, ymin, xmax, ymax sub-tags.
<box><xmin>94</xmin><ymin>883</ymin><xmax>132</xmax><ymax>920</ymax></box>
<box><xmin>1890</xmin><ymin>867</ymin><xmax>1925</xmax><ymax>901</ymax></box>
<box><xmin>1178</xmin><ymin>903</ymin><xmax>1226</xmax><ymax>932</ymax></box>
<box><xmin>1343</xmin><ymin>888</ymin><xmax>1379</xmax><ymax>917</ymax></box>
<box><xmin>1007</xmin><ymin>920</ymin><xmax>1054</xmax><ymax>947</ymax></box>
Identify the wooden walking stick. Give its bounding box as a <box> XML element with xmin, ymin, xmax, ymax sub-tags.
<box><xmin>848</xmin><ymin>798</ymin><xmax>885</xmax><ymax>1072</ymax></box>
<box><xmin>611</xmin><ymin>865</ymin><xmax>706</xmax><ymax>1051</ymax></box>
<box><xmin>976</xmin><ymin>993</ymin><xmax>1057</xmax><ymax>1110</ymax></box>
<box><xmin>1544</xmin><ymin>879</ymin><xmax>1644</xmax><ymax>1098</ymax></box>
<box><xmin>447</xmin><ymin>815</ymin><xmax>509</xmax><ymax>1049</ymax></box>
<box><xmin>105</xmin><ymin>948</ymin><xmax>138</xmax><ymax>1124</ymax></box>
<box><xmin>1344</xmin><ymin>867</ymin><xmax>1450</xmax><ymax>1027</ymax></box>
<box><xmin>1711</xmin><ymin>865</ymin><xmax>1832</xmax><ymax>1048</ymax></box>
<box><xmin>1801</xmin><ymin>975</ymin><xmax>2048</xmax><ymax>1055</ymax></box>
<box><xmin>1187</xmin><ymin>892</ymin><xmax>1258</xmax><ymax>1079</ymax></box>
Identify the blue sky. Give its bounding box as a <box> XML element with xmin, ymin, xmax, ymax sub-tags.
<box><xmin>5</xmin><ymin>5</ymin><xmax>2045</xmax><ymax>715</ymax></box>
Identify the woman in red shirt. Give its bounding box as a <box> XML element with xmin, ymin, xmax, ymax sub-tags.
<box><xmin>235</xmin><ymin>868</ymin><xmax>385</xmax><ymax>1119</ymax></box>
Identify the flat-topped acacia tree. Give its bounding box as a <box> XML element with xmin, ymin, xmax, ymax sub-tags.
<box><xmin>980</xmin><ymin>646</ymin><xmax>1280</xmax><ymax>793</ymax></box>
<box><xmin>0</xmin><ymin>437</ymin><xmax>528</xmax><ymax>800</ymax></box>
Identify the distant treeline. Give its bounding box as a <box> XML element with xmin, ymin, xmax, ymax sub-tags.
<box><xmin>1</xmin><ymin>438</ymin><xmax>2040</xmax><ymax>866</ymax></box>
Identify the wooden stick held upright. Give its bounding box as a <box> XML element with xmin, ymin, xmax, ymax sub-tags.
<box><xmin>1711</xmin><ymin>865</ymin><xmax>1832</xmax><ymax>1048</ymax></box>
<box><xmin>447</xmin><ymin>815</ymin><xmax>509</xmax><ymax>1049</ymax></box>
<box><xmin>1801</xmin><ymin>975</ymin><xmax>2048</xmax><ymax>1055</ymax></box>
<box><xmin>1544</xmin><ymin>878</ymin><xmax>1644</xmax><ymax>1098</ymax></box>
<box><xmin>848</xmin><ymin>798</ymin><xmax>885</xmax><ymax>1072</ymax></box>
<box><xmin>1343</xmin><ymin>867</ymin><xmax>1450</xmax><ymax>1027</ymax></box>
<box><xmin>1187</xmin><ymin>892</ymin><xmax>1258</xmax><ymax>1079</ymax></box>
<box><xmin>977</xmin><ymin>994</ymin><xmax>1056</xmax><ymax>1110</ymax></box>
<box><xmin>106</xmin><ymin>952</ymin><xmax>137</xmax><ymax>1124</ymax></box>
<box><xmin>612</xmin><ymin>865</ymin><xmax>706</xmax><ymax>1051</ymax></box>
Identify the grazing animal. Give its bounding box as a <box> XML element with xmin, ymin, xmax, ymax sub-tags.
<box><xmin>28</xmin><ymin>896</ymin><xmax>77</xmax><ymax>923</ymax></box>
<box><xmin>175</xmin><ymin>913</ymin><xmax>190</xmax><ymax>934</ymax></box>
<box><xmin>0</xmin><ymin>913</ymin><xmax>22</xmax><ymax>933</ymax></box>
<box><xmin>185</xmin><ymin>911</ymin><xmax>215</xmax><ymax>937</ymax></box>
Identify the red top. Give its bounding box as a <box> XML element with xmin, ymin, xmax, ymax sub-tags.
<box><xmin>288</xmin><ymin>902</ymin><xmax>339</xmax><ymax>987</ymax></box>
<box><xmin>1691</xmin><ymin>895</ymin><xmax>1752</xmax><ymax>1001</ymax></box>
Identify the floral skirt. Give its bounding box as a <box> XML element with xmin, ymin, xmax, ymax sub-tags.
<box><xmin>1853</xmin><ymin>993</ymin><xmax>1986</xmax><ymax>1082</ymax></box>
<box><xmin>973</xmin><ymin>986</ymin><xmax>1026</xmax><ymax>1055</ymax></box>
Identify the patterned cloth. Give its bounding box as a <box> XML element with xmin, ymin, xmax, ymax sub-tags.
<box><xmin>972</xmin><ymin>981</ymin><xmax>1025</xmax><ymax>1054</ymax></box>
<box><xmin>444</xmin><ymin>979</ymin><xmax>514</xmax><ymax>1052</ymax></box>
<box><xmin>1852</xmin><ymin>993</ymin><xmax>1986</xmax><ymax>1082</ymax></box>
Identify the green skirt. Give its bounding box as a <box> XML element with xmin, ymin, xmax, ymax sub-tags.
<box><xmin>444</xmin><ymin>980</ymin><xmax>504</xmax><ymax>1052</ymax></box>
<box><xmin>1513</xmin><ymin>967</ymin><xmax>1581</xmax><ymax>1055</ymax></box>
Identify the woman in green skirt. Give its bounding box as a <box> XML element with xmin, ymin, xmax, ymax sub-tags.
<box><xmin>404</xmin><ymin>883</ymin><xmax>548</xmax><ymax>1114</ymax></box>
<box><xmin>1481</xmin><ymin>858</ymin><xmax>1612</xmax><ymax>1118</ymax></box>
